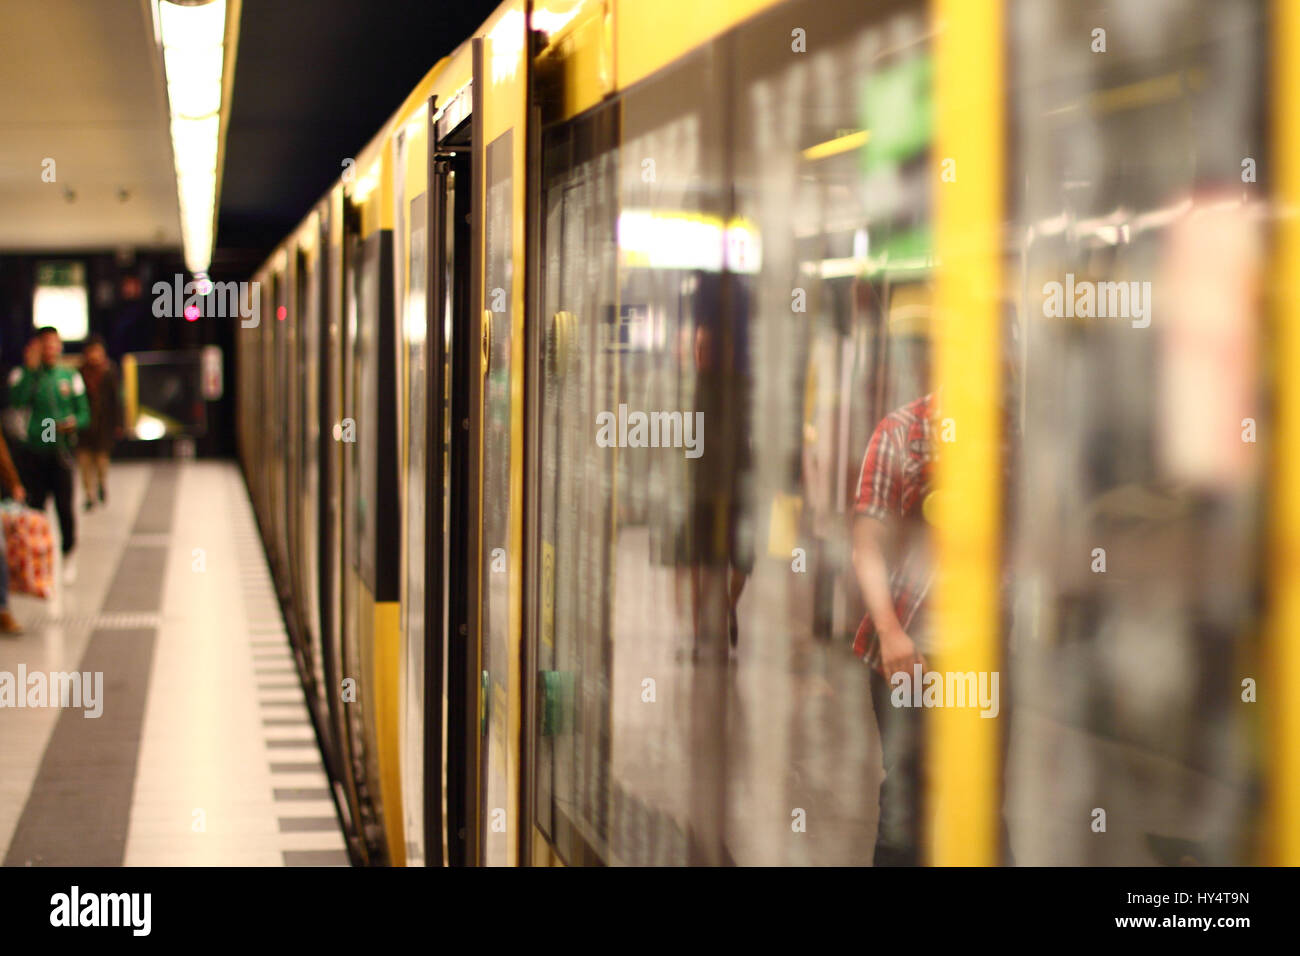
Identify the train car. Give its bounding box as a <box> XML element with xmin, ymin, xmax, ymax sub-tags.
<box><xmin>237</xmin><ymin>0</ymin><xmax>1300</xmax><ymax>867</ymax></box>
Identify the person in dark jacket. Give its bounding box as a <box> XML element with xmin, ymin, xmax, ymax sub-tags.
<box><xmin>5</xmin><ymin>335</ymin><xmax>41</xmax><ymax>493</ymax></box>
<box><xmin>76</xmin><ymin>334</ymin><xmax>120</xmax><ymax>511</ymax></box>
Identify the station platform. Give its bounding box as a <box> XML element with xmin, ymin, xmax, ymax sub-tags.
<box><xmin>0</xmin><ymin>461</ymin><xmax>347</xmax><ymax>867</ymax></box>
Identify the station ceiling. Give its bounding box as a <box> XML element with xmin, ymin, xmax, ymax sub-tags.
<box><xmin>0</xmin><ymin>0</ymin><xmax>496</xmax><ymax>272</ymax></box>
<box><xmin>0</xmin><ymin>0</ymin><xmax>180</xmax><ymax>251</ymax></box>
<box><xmin>215</xmin><ymin>0</ymin><xmax>496</xmax><ymax>270</ymax></box>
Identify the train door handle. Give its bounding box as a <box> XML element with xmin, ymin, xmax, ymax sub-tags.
<box><xmin>551</xmin><ymin>311</ymin><xmax>575</xmax><ymax>377</ymax></box>
<box><xmin>481</xmin><ymin>309</ymin><xmax>493</xmax><ymax>377</ymax></box>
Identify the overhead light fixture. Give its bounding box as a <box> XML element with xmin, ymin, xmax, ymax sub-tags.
<box><xmin>801</xmin><ymin>129</ymin><xmax>871</xmax><ymax>162</ymax></box>
<box><xmin>154</xmin><ymin>0</ymin><xmax>239</xmax><ymax>276</ymax></box>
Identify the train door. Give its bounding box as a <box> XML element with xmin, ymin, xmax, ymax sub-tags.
<box><xmin>1001</xmin><ymin>0</ymin><xmax>1273</xmax><ymax>865</ymax></box>
<box><xmin>393</xmin><ymin>105</ymin><xmax>432</xmax><ymax>866</ymax></box>
<box><xmin>320</xmin><ymin>188</ymin><xmax>365</xmax><ymax>856</ymax></box>
<box><xmin>261</xmin><ymin>269</ymin><xmax>279</xmax><ymax>572</ymax></box>
<box><xmin>342</xmin><ymin>151</ymin><xmax>404</xmax><ymax>865</ymax></box>
<box><xmin>528</xmin><ymin>0</ymin><xmax>944</xmax><ymax>867</ymax></box>
<box><xmin>339</xmin><ymin>201</ymin><xmax>367</xmax><ymax>858</ymax></box>
<box><xmin>274</xmin><ymin>265</ymin><xmax>292</xmax><ymax>586</ymax></box>
<box><xmin>424</xmin><ymin>79</ymin><xmax>475</xmax><ymax>866</ymax></box>
<box><xmin>295</xmin><ymin>222</ymin><xmax>327</xmax><ymax>723</ymax></box>
<box><xmin>471</xmin><ymin>3</ymin><xmax>529</xmax><ymax>866</ymax></box>
<box><xmin>285</xmin><ymin>253</ymin><xmax>302</xmax><ymax>642</ymax></box>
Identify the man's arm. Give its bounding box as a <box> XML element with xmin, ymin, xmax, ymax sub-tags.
<box><xmin>852</xmin><ymin>513</ymin><xmax>925</xmax><ymax>677</ymax></box>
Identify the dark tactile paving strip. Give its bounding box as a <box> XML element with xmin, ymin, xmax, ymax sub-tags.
<box><xmin>130</xmin><ymin>465</ymin><xmax>179</xmax><ymax>536</ymax></box>
<box><xmin>101</xmin><ymin>546</ymin><xmax>168</xmax><ymax>614</ymax></box>
<box><xmin>279</xmin><ymin>817</ymin><xmax>342</xmax><ymax>833</ymax></box>
<box><xmin>283</xmin><ymin>849</ymin><xmax>349</xmax><ymax>866</ymax></box>
<box><xmin>266</xmin><ymin>739</ymin><xmax>317</xmax><ymax>749</ymax></box>
<box><xmin>2</xmin><ymin>629</ymin><xmax>156</xmax><ymax>867</ymax></box>
<box><xmin>271</xmin><ymin>762</ymin><xmax>324</xmax><ymax>774</ymax></box>
<box><xmin>274</xmin><ymin>788</ymin><xmax>332</xmax><ymax>802</ymax></box>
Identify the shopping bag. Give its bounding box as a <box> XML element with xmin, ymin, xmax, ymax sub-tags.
<box><xmin>1</xmin><ymin>503</ymin><xmax>56</xmax><ymax>599</ymax></box>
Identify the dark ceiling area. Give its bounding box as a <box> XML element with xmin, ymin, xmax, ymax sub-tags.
<box><xmin>213</xmin><ymin>0</ymin><xmax>499</xmax><ymax>279</ymax></box>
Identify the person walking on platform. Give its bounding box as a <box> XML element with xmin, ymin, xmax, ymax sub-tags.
<box><xmin>5</xmin><ymin>335</ymin><xmax>42</xmax><ymax>493</ymax></box>
<box><xmin>76</xmin><ymin>334</ymin><xmax>120</xmax><ymax>510</ymax></box>
<box><xmin>8</xmin><ymin>327</ymin><xmax>89</xmax><ymax>584</ymax></box>
<box><xmin>0</xmin><ymin>426</ymin><xmax>27</xmax><ymax>634</ymax></box>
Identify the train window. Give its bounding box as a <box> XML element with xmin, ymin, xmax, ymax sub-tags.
<box><xmin>536</xmin><ymin>103</ymin><xmax>622</xmax><ymax>863</ymax></box>
<box><xmin>392</xmin><ymin>121</ymin><xmax>429</xmax><ymax>864</ymax></box>
<box><xmin>535</xmin><ymin>0</ymin><xmax>928</xmax><ymax>864</ymax></box>
<box><xmin>297</xmin><ymin>245</ymin><xmax>325</xmax><ymax>693</ymax></box>
<box><xmin>1004</xmin><ymin>0</ymin><xmax>1269</xmax><ymax>865</ymax></box>
<box><xmin>354</xmin><ymin>237</ymin><xmax>381</xmax><ymax>584</ymax></box>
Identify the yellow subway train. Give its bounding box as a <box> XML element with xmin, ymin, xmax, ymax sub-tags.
<box><xmin>236</xmin><ymin>0</ymin><xmax>1300</xmax><ymax>866</ymax></box>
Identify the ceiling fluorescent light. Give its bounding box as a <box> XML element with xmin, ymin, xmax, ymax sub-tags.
<box><xmin>157</xmin><ymin>0</ymin><xmax>230</xmax><ymax>276</ymax></box>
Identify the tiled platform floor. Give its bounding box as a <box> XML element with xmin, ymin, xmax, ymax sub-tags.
<box><xmin>0</xmin><ymin>461</ymin><xmax>347</xmax><ymax>866</ymax></box>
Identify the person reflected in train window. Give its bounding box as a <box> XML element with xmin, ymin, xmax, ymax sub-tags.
<box><xmin>852</xmin><ymin>304</ymin><xmax>1022</xmax><ymax>867</ymax></box>
<box><xmin>680</xmin><ymin>271</ymin><xmax>754</xmax><ymax>660</ymax></box>
<box><xmin>76</xmin><ymin>335</ymin><xmax>120</xmax><ymax>511</ymax></box>
<box><xmin>851</xmin><ymin>385</ymin><xmax>937</xmax><ymax>866</ymax></box>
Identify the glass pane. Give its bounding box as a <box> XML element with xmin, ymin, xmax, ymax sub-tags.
<box><xmin>537</xmin><ymin>107</ymin><xmax>621</xmax><ymax>861</ymax></box>
<box><xmin>535</xmin><ymin>0</ymin><xmax>929</xmax><ymax>865</ymax></box>
<box><xmin>481</xmin><ymin>130</ymin><xmax>515</xmax><ymax>865</ymax></box>
<box><xmin>1005</xmin><ymin>0</ymin><xmax>1268</xmax><ymax>865</ymax></box>
<box><xmin>355</xmin><ymin>236</ymin><xmax>381</xmax><ymax>587</ymax></box>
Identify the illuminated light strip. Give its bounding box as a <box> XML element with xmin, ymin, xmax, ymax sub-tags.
<box><xmin>929</xmin><ymin>0</ymin><xmax>1003</xmax><ymax>866</ymax></box>
<box><xmin>156</xmin><ymin>0</ymin><xmax>233</xmax><ymax>276</ymax></box>
<box><xmin>615</xmin><ymin>210</ymin><xmax>762</xmax><ymax>273</ymax></box>
<box><xmin>800</xmin><ymin>129</ymin><xmax>870</xmax><ymax>162</ymax></box>
<box><xmin>803</xmin><ymin>256</ymin><xmax>933</xmax><ymax>280</ymax></box>
<box><xmin>1267</xmin><ymin>0</ymin><xmax>1300</xmax><ymax>865</ymax></box>
<box><xmin>1090</xmin><ymin>67</ymin><xmax>1204</xmax><ymax>115</ymax></box>
<box><xmin>1042</xmin><ymin>68</ymin><xmax>1206</xmax><ymax>118</ymax></box>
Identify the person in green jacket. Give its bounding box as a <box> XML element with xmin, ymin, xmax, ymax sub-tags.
<box><xmin>8</xmin><ymin>327</ymin><xmax>90</xmax><ymax>583</ymax></box>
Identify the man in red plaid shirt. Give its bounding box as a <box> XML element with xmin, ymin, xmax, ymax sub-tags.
<box><xmin>851</xmin><ymin>390</ymin><xmax>937</xmax><ymax>866</ymax></box>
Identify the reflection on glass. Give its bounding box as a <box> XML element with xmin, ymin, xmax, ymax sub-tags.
<box><xmin>532</xmin><ymin>0</ymin><xmax>1271</xmax><ymax>866</ymax></box>
<box><xmin>1006</xmin><ymin>0</ymin><xmax>1267</xmax><ymax>865</ymax></box>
